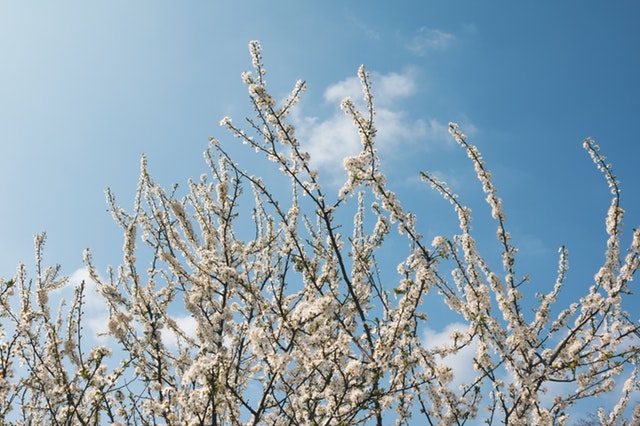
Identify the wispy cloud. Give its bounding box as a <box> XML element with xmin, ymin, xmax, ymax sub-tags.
<box><xmin>407</xmin><ymin>27</ymin><xmax>455</xmax><ymax>56</ymax></box>
<box><xmin>346</xmin><ymin>14</ymin><xmax>381</xmax><ymax>40</ymax></box>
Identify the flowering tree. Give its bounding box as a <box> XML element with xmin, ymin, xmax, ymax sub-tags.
<box><xmin>1</xmin><ymin>41</ymin><xmax>639</xmax><ymax>425</ymax></box>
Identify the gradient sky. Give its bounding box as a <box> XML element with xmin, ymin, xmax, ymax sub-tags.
<box><xmin>2</xmin><ymin>0</ymin><xmax>640</xmax><ymax>420</ymax></box>
<box><xmin>2</xmin><ymin>1</ymin><xmax>640</xmax><ymax>313</ymax></box>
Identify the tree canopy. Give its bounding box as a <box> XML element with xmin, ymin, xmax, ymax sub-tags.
<box><xmin>1</xmin><ymin>41</ymin><xmax>638</xmax><ymax>426</ymax></box>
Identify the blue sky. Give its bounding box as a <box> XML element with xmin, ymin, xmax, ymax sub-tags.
<box><xmin>2</xmin><ymin>0</ymin><xmax>639</xmax><ymax>318</ymax></box>
<box><xmin>2</xmin><ymin>0</ymin><xmax>640</xmax><ymax>420</ymax></box>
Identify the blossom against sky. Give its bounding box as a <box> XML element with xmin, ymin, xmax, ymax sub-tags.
<box><xmin>1</xmin><ymin>2</ymin><xmax>639</xmax><ymax>327</ymax></box>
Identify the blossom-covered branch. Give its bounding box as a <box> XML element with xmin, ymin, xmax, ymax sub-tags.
<box><xmin>1</xmin><ymin>41</ymin><xmax>638</xmax><ymax>425</ymax></box>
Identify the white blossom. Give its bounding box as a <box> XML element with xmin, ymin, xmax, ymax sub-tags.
<box><xmin>0</xmin><ymin>41</ymin><xmax>637</xmax><ymax>426</ymax></box>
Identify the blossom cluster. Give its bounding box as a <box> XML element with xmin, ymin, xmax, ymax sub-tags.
<box><xmin>0</xmin><ymin>41</ymin><xmax>638</xmax><ymax>425</ymax></box>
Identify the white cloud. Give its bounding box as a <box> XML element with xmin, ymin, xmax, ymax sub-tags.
<box><xmin>323</xmin><ymin>76</ymin><xmax>362</xmax><ymax>104</ymax></box>
<box><xmin>299</xmin><ymin>113</ymin><xmax>361</xmax><ymax>174</ymax></box>
<box><xmin>374</xmin><ymin>108</ymin><xmax>430</xmax><ymax>155</ymax></box>
<box><xmin>67</xmin><ymin>268</ymin><xmax>200</xmax><ymax>350</ymax></box>
<box><xmin>323</xmin><ymin>70</ymin><xmax>418</xmax><ymax>106</ymax></box>
<box><xmin>422</xmin><ymin>322</ymin><xmax>478</xmax><ymax>389</ymax></box>
<box><xmin>375</xmin><ymin>71</ymin><xmax>417</xmax><ymax>101</ymax></box>
<box><xmin>294</xmin><ymin>69</ymin><xmax>449</xmax><ymax>180</ymax></box>
<box><xmin>407</xmin><ymin>27</ymin><xmax>455</xmax><ymax>56</ymax></box>
<box><xmin>162</xmin><ymin>314</ymin><xmax>198</xmax><ymax>350</ymax></box>
<box><xmin>67</xmin><ymin>268</ymin><xmax>110</xmax><ymax>339</ymax></box>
